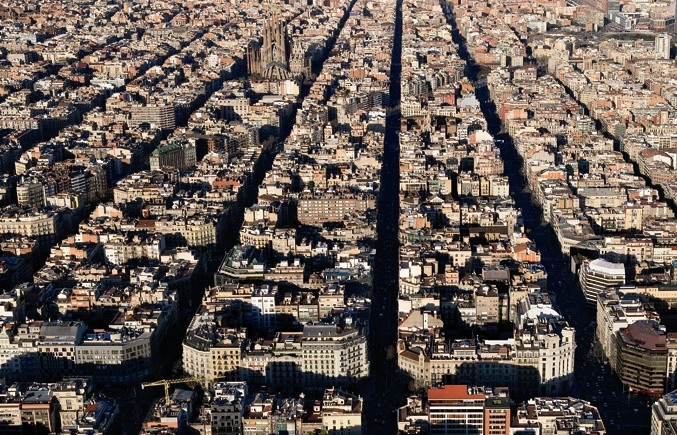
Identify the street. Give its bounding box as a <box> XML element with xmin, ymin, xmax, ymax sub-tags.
<box><xmin>363</xmin><ymin>0</ymin><xmax>404</xmax><ymax>431</ymax></box>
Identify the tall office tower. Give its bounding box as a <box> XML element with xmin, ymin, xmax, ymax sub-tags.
<box><xmin>246</xmin><ymin>16</ymin><xmax>291</xmax><ymax>80</ymax></box>
<box><xmin>606</xmin><ymin>0</ymin><xmax>620</xmax><ymax>16</ymax></box>
<box><xmin>656</xmin><ymin>33</ymin><xmax>673</xmax><ymax>60</ymax></box>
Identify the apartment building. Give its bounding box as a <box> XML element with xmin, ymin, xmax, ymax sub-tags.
<box><xmin>297</xmin><ymin>192</ymin><xmax>376</xmax><ymax>226</ymax></box>
<box><xmin>130</xmin><ymin>104</ymin><xmax>176</xmax><ymax>131</ymax></box>
<box><xmin>182</xmin><ymin>314</ymin><xmax>244</xmax><ymax>385</ymax></box>
<box><xmin>652</xmin><ymin>390</ymin><xmax>677</xmax><ymax>435</ymax></box>
<box><xmin>596</xmin><ymin>290</ymin><xmax>654</xmax><ymax>369</ymax></box>
<box><xmin>512</xmin><ymin>397</ymin><xmax>606</xmax><ymax>434</ymax></box>
<box><xmin>210</xmin><ymin>381</ymin><xmax>247</xmax><ymax>435</ymax></box>
<box><xmin>16</xmin><ymin>182</ymin><xmax>45</xmax><ymax>209</ymax></box>
<box><xmin>427</xmin><ymin>385</ymin><xmax>510</xmax><ymax>435</ymax></box>
<box><xmin>301</xmin><ymin>324</ymin><xmax>368</xmax><ymax>387</ymax></box>
<box><xmin>0</xmin><ymin>208</ymin><xmax>63</xmax><ymax>248</ymax></box>
<box><xmin>75</xmin><ymin>329</ymin><xmax>153</xmax><ymax>383</ymax></box>
<box><xmin>320</xmin><ymin>388</ymin><xmax>362</xmax><ymax>435</ymax></box>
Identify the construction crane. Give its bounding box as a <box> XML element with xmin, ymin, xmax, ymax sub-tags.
<box><xmin>141</xmin><ymin>377</ymin><xmax>200</xmax><ymax>404</ymax></box>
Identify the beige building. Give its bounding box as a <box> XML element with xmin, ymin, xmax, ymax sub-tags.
<box><xmin>652</xmin><ymin>390</ymin><xmax>677</xmax><ymax>435</ymax></box>
<box><xmin>475</xmin><ymin>286</ymin><xmax>500</xmax><ymax>324</ymax></box>
<box><xmin>320</xmin><ymin>388</ymin><xmax>362</xmax><ymax>435</ymax></box>
<box><xmin>51</xmin><ymin>378</ymin><xmax>90</xmax><ymax>429</ymax></box>
<box><xmin>0</xmin><ymin>209</ymin><xmax>62</xmax><ymax>248</ymax></box>
<box><xmin>130</xmin><ymin>104</ymin><xmax>176</xmax><ymax>131</ymax></box>
<box><xmin>399</xmin><ymin>309</ymin><xmax>575</xmax><ymax>396</ymax></box>
<box><xmin>297</xmin><ymin>192</ymin><xmax>376</xmax><ymax>225</ymax></box>
<box><xmin>16</xmin><ymin>182</ymin><xmax>45</xmax><ymax>209</ymax></box>
<box><xmin>155</xmin><ymin>216</ymin><xmax>219</xmax><ymax>249</ymax></box>
<box><xmin>182</xmin><ymin>314</ymin><xmax>244</xmax><ymax>385</ymax></box>
<box><xmin>0</xmin><ymin>399</ymin><xmax>21</xmax><ymax>434</ymax></box>
<box><xmin>210</xmin><ymin>382</ymin><xmax>247</xmax><ymax>435</ymax></box>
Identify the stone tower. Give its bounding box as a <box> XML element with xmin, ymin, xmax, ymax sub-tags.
<box><xmin>246</xmin><ymin>15</ymin><xmax>291</xmax><ymax>80</ymax></box>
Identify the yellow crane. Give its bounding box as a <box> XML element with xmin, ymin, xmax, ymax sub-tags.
<box><xmin>141</xmin><ymin>377</ymin><xmax>200</xmax><ymax>404</ymax></box>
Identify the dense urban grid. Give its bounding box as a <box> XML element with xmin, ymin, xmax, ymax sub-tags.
<box><xmin>0</xmin><ymin>0</ymin><xmax>676</xmax><ymax>433</ymax></box>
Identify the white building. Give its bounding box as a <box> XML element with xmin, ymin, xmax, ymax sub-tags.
<box><xmin>102</xmin><ymin>233</ymin><xmax>165</xmax><ymax>266</ymax></box>
<box><xmin>16</xmin><ymin>182</ymin><xmax>45</xmax><ymax>209</ymax></box>
<box><xmin>513</xmin><ymin>397</ymin><xmax>606</xmax><ymax>434</ymax></box>
<box><xmin>655</xmin><ymin>33</ymin><xmax>672</xmax><ymax>60</ymax></box>
<box><xmin>301</xmin><ymin>324</ymin><xmax>368</xmax><ymax>386</ymax></box>
<box><xmin>182</xmin><ymin>314</ymin><xmax>244</xmax><ymax>385</ymax></box>
<box><xmin>652</xmin><ymin>390</ymin><xmax>677</xmax><ymax>435</ymax></box>
<box><xmin>398</xmin><ymin>296</ymin><xmax>575</xmax><ymax>396</ymax></box>
<box><xmin>518</xmin><ymin>305</ymin><xmax>576</xmax><ymax>395</ymax></box>
<box><xmin>250</xmin><ymin>284</ymin><xmax>277</xmax><ymax>330</ymax></box>
<box><xmin>579</xmin><ymin>258</ymin><xmax>625</xmax><ymax>306</ymax></box>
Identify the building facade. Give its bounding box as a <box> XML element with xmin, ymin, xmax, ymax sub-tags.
<box><xmin>652</xmin><ymin>390</ymin><xmax>677</xmax><ymax>435</ymax></box>
<box><xmin>427</xmin><ymin>385</ymin><xmax>510</xmax><ymax>435</ymax></box>
<box><xmin>596</xmin><ymin>290</ymin><xmax>653</xmax><ymax>369</ymax></box>
<box><xmin>301</xmin><ymin>324</ymin><xmax>369</xmax><ymax>388</ymax></box>
<box><xmin>579</xmin><ymin>258</ymin><xmax>625</xmax><ymax>306</ymax></box>
<box><xmin>615</xmin><ymin>321</ymin><xmax>668</xmax><ymax>395</ymax></box>
<box><xmin>246</xmin><ymin>17</ymin><xmax>291</xmax><ymax>80</ymax></box>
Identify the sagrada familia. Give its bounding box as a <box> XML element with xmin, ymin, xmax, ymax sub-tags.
<box><xmin>246</xmin><ymin>16</ymin><xmax>311</xmax><ymax>80</ymax></box>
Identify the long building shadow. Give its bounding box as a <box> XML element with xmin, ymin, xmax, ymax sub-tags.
<box><xmin>442</xmin><ymin>3</ymin><xmax>656</xmax><ymax>434</ymax></box>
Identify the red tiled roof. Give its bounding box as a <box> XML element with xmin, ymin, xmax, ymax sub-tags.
<box><xmin>428</xmin><ymin>385</ymin><xmax>484</xmax><ymax>400</ymax></box>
